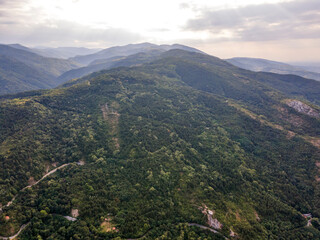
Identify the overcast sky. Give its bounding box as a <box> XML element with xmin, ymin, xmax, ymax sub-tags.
<box><xmin>0</xmin><ymin>0</ymin><xmax>319</xmax><ymax>62</ymax></box>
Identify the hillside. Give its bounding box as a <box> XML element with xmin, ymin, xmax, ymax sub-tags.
<box><xmin>0</xmin><ymin>44</ymin><xmax>80</xmax><ymax>77</ymax></box>
<box><xmin>0</xmin><ymin>55</ymin><xmax>58</xmax><ymax>95</ymax></box>
<box><xmin>0</xmin><ymin>45</ymin><xmax>81</xmax><ymax>95</ymax></box>
<box><xmin>70</xmin><ymin>42</ymin><xmax>203</xmax><ymax>65</ymax></box>
<box><xmin>0</xmin><ymin>50</ymin><xmax>320</xmax><ymax>239</ymax></box>
<box><xmin>226</xmin><ymin>57</ymin><xmax>320</xmax><ymax>81</ymax></box>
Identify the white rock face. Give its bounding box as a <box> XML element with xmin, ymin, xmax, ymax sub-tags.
<box><xmin>199</xmin><ymin>205</ymin><xmax>223</xmax><ymax>230</ymax></box>
<box><xmin>286</xmin><ymin>100</ymin><xmax>320</xmax><ymax>119</ymax></box>
<box><xmin>64</xmin><ymin>216</ymin><xmax>77</xmax><ymax>221</ymax></box>
<box><xmin>208</xmin><ymin>215</ymin><xmax>223</xmax><ymax>229</ymax></box>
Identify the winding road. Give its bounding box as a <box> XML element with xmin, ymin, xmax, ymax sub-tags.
<box><xmin>0</xmin><ymin>162</ymin><xmax>82</xmax><ymax>239</ymax></box>
<box><xmin>0</xmin><ymin>223</ymin><xmax>30</xmax><ymax>240</ymax></box>
<box><xmin>1</xmin><ymin>163</ymin><xmax>71</xmax><ymax>211</ymax></box>
<box><xmin>126</xmin><ymin>223</ymin><xmax>228</xmax><ymax>240</ymax></box>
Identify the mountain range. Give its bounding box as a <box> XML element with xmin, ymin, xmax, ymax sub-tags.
<box><xmin>9</xmin><ymin>44</ymin><xmax>101</xmax><ymax>59</ymax></box>
<box><xmin>0</xmin><ymin>46</ymin><xmax>320</xmax><ymax>239</ymax></box>
<box><xmin>0</xmin><ymin>43</ymin><xmax>203</xmax><ymax>96</ymax></box>
<box><xmin>226</xmin><ymin>57</ymin><xmax>320</xmax><ymax>81</ymax></box>
<box><xmin>0</xmin><ymin>44</ymin><xmax>81</xmax><ymax>95</ymax></box>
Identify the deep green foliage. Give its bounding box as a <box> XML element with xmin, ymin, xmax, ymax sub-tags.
<box><xmin>0</xmin><ymin>50</ymin><xmax>320</xmax><ymax>239</ymax></box>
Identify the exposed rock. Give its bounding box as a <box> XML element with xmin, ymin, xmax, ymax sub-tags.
<box><xmin>200</xmin><ymin>205</ymin><xmax>223</xmax><ymax>230</ymax></box>
<box><xmin>255</xmin><ymin>211</ymin><xmax>261</xmax><ymax>221</ymax></box>
<box><xmin>77</xmin><ymin>160</ymin><xmax>85</xmax><ymax>166</ymax></box>
<box><xmin>64</xmin><ymin>216</ymin><xmax>77</xmax><ymax>221</ymax></box>
<box><xmin>286</xmin><ymin>100</ymin><xmax>320</xmax><ymax>119</ymax></box>
<box><xmin>208</xmin><ymin>216</ymin><xmax>223</xmax><ymax>230</ymax></box>
<box><xmin>230</xmin><ymin>229</ymin><xmax>236</xmax><ymax>237</ymax></box>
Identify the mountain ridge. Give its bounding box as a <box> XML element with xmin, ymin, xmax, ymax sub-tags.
<box><xmin>70</xmin><ymin>42</ymin><xmax>204</xmax><ymax>65</ymax></box>
<box><xmin>0</xmin><ymin>44</ymin><xmax>81</xmax><ymax>95</ymax></box>
<box><xmin>226</xmin><ymin>57</ymin><xmax>320</xmax><ymax>81</ymax></box>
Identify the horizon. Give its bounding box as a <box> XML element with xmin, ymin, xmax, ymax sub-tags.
<box><xmin>0</xmin><ymin>0</ymin><xmax>319</xmax><ymax>62</ymax></box>
<box><xmin>3</xmin><ymin>41</ymin><xmax>320</xmax><ymax>65</ymax></box>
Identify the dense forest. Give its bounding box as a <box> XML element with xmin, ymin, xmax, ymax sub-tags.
<box><xmin>0</xmin><ymin>50</ymin><xmax>320</xmax><ymax>239</ymax></box>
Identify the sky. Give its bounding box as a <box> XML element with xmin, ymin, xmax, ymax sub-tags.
<box><xmin>0</xmin><ymin>0</ymin><xmax>319</xmax><ymax>62</ymax></box>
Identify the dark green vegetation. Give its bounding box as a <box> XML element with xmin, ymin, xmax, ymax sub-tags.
<box><xmin>0</xmin><ymin>45</ymin><xmax>80</xmax><ymax>95</ymax></box>
<box><xmin>226</xmin><ymin>57</ymin><xmax>320</xmax><ymax>81</ymax></box>
<box><xmin>1</xmin><ymin>49</ymin><xmax>320</xmax><ymax>239</ymax></box>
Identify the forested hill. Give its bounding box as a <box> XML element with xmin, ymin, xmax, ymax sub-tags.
<box><xmin>0</xmin><ymin>44</ymin><xmax>81</xmax><ymax>95</ymax></box>
<box><xmin>0</xmin><ymin>49</ymin><xmax>320</xmax><ymax>239</ymax></box>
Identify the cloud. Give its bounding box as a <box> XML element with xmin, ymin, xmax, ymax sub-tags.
<box><xmin>0</xmin><ymin>20</ymin><xmax>142</xmax><ymax>47</ymax></box>
<box><xmin>185</xmin><ymin>0</ymin><xmax>320</xmax><ymax>41</ymax></box>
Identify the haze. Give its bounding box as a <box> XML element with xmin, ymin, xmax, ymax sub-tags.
<box><xmin>0</xmin><ymin>0</ymin><xmax>319</xmax><ymax>62</ymax></box>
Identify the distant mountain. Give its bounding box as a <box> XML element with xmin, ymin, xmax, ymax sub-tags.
<box><xmin>288</xmin><ymin>62</ymin><xmax>320</xmax><ymax>74</ymax></box>
<box><xmin>0</xmin><ymin>44</ymin><xmax>81</xmax><ymax>95</ymax></box>
<box><xmin>1</xmin><ymin>49</ymin><xmax>320</xmax><ymax>239</ymax></box>
<box><xmin>9</xmin><ymin>44</ymin><xmax>101</xmax><ymax>59</ymax></box>
<box><xmin>0</xmin><ymin>55</ymin><xmax>55</xmax><ymax>95</ymax></box>
<box><xmin>33</xmin><ymin>47</ymin><xmax>102</xmax><ymax>59</ymax></box>
<box><xmin>70</xmin><ymin>42</ymin><xmax>204</xmax><ymax>65</ymax></box>
<box><xmin>226</xmin><ymin>57</ymin><xmax>320</xmax><ymax>81</ymax></box>
<box><xmin>58</xmin><ymin>49</ymin><xmax>164</xmax><ymax>83</ymax></box>
<box><xmin>8</xmin><ymin>43</ymin><xmax>35</xmax><ymax>53</ymax></box>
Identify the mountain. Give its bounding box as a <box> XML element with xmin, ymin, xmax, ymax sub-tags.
<box><xmin>0</xmin><ymin>44</ymin><xmax>81</xmax><ymax>95</ymax></box>
<box><xmin>226</xmin><ymin>57</ymin><xmax>320</xmax><ymax>81</ymax></box>
<box><xmin>289</xmin><ymin>62</ymin><xmax>320</xmax><ymax>74</ymax></box>
<box><xmin>8</xmin><ymin>44</ymin><xmax>35</xmax><ymax>53</ymax></box>
<box><xmin>9</xmin><ymin>44</ymin><xmax>101</xmax><ymax>59</ymax></box>
<box><xmin>0</xmin><ymin>44</ymin><xmax>80</xmax><ymax>77</ymax></box>
<box><xmin>1</xmin><ymin>49</ymin><xmax>320</xmax><ymax>239</ymax></box>
<box><xmin>33</xmin><ymin>47</ymin><xmax>102</xmax><ymax>59</ymax></box>
<box><xmin>70</xmin><ymin>42</ymin><xmax>204</xmax><ymax>65</ymax></box>
<box><xmin>0</xmin><ymin>55</ymin><xmax>57</xmax><ymax>95</ymax></box>
<box><xmin>58</xmin><ymin>49</ymin><xmax>164</xmax><ymax>83</ymax></box>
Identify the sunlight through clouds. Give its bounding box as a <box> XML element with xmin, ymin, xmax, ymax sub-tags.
<box><xmin>0</xmin><ymin>0</ymin><xmax>319</xmax><ymax>61</ymax></box>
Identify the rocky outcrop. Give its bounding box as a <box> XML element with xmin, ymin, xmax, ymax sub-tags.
<box><xmin>286</xmin><ymin>100</ymin><xmax>320</xmax><ymax>119</ymax></box>
<box><xmin>200</xmin><ymin>205</ymin><xmax>223</xmax><ymax>230</ymax></box>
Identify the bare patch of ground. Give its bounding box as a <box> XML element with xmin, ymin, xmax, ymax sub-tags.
<box><xmin>101</xmin><ymin>102</ymin><xmax>120</xmax><ymax>150</ymax></box>
<box><xmin>286</xmin><ymin>131</ymin><xmax>296</xmax><ymax>139</ymax></box>
<box><xmin>77</xmin><ymin>160</ymin><xmax>85</xmax><ymax>166</ymax></box>
<box><xmin>255</xmin><ymin>211</ymin><xmax>261</xmax><ymax>221</ymax></box>
<box><xmin>27</xmin><ymin>177</ymin><xmax>36</xmax><ymax>186</ymax></box>
<box><xmin>71</xmin><ymin>209</ymin><xmax>79</xmax><ymax>218</ymax></box>
<box><xmin>100</xmin><ymin>217</ymin><xmax>118</xmax><ymax>233</ymax></box>
<box><xmin>303</xmin><ymin>136</ymin><xmax>320</xmax><ymax>149</ymax></box>
<box><xmin>276</xmin><ymin>105</ymin><xmax>305</xmax><ymax>127</ymax></box>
